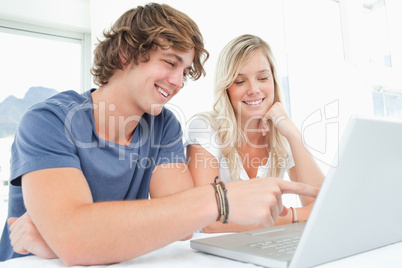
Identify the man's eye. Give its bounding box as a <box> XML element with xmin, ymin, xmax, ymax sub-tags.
<box><xmin>165</xmin><ymin>60</ymin><xmax>174</xmax><ymax>67</ymax></box>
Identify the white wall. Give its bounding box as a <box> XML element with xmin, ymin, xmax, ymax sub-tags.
<box><xmin>387</xmin><ymin>0</ymin><xmax>402</xmax><ymax>70</ymax></box>
<box><xmin>90</xmin><ymin>0</ymin><xmax>377</xmax><ymax>172</ymax></box>
<box><xmin>90</xmin><ymin>0</ymin><xmax>287</xmax><ymax>128</ymax></box>
<box><xmin>0</xmin><ymin>0</ymin><xmax>90</xmax><ymax>32</ymax></box>
<box><xmin>1</xmin><ymin>0</ymin><xmax>382</xmax><ymax>173</ymax></box>
<box><xmin>283</xmin><ymin>0</ymin><xmax>374</xmax><ymax>171</ymax></box>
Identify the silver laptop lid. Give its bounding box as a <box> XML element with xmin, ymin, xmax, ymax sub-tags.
<box><xmin>290</xmin><ymin>116</ymin><xmax>402</xmax><ymax>267</ymax></box>
<box><xmin>191</xmin><ymin>116</ymin><xmax>402</xmax><ymax>268</ymax></box>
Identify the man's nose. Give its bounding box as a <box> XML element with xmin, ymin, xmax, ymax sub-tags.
<box><xmin>168</xmin><ymin>69</ymin><xmax>183</xmax><ymax>88</ymax></box>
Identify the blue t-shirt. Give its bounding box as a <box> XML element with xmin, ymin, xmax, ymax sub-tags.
<box><xmin>0</xmin><ymin>89</ymin><xmax>186</xmax><ymax>261</ymax></box>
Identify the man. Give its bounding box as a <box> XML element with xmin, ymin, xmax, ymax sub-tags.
<box><xmin>0</xmin><ymin>3</ymin><xmax>318</xmax><ymax>266</ymax></box>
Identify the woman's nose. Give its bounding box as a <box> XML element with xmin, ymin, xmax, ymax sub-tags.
<box><xmin>247</xmin><ymin>81</ymin><xmax>260</xmax><ymax>95</ymax></box>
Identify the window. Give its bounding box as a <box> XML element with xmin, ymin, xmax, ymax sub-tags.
<box><xmin>373</xmin><ymin>90</ymin><xmax>402</xmax><ymax>119</ymax></box>
<box><xmin>362</xmin><ymin>0</ymin><xmax>391</xmax><ymax>67</ymax></box>
<box><xmin>338</xmin><ymin>0</ymin><xmax>402</xmax><ymax>120</ymax></box>
<box><xmin>0</xmin><ymin>21</ymin><xmax>91</xmax><ymax>224</ymax></box>
<box><xmin>362</xmin><ymin>0</ymin><xmax>402</xmax><ymax>119</ymax></box>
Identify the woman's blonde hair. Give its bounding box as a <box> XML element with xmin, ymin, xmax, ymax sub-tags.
<box><xmin>200</xmin><ymin>34</ymin><xmax>289</xmax><ymax>180</ymax></box>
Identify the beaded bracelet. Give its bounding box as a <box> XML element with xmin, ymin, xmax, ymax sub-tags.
<box><xmin>211</xmin><ymin>176</ymin><xmax>229</xmax><ymax>224</ymax></box>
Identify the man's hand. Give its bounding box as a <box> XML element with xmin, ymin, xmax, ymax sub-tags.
<box><xmin>9</xmin><ymin>212</ymin><xmax>57</xmax><ymax>259</ymax></box>
<box><xmin>226</xmin><ymin>177</ymin><xmax>319</xmax><ymax>227</ymax></box>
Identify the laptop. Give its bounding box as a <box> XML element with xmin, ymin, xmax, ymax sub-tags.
<box><xmin>191</xmin><ymin>115</ymin><xmax>402</xmax><ymax>267</ymax></box>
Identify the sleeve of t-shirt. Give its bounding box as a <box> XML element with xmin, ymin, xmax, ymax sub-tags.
<box><xmin>184</xmin><ymin>115</ymin><xmax>221</xmax><ymax>159</ymax></box>
<box><xmin>10</xmin><ymin>103</ymin><xmax>81</xmax><ymax>186</ymax></box>
<box><xmin>154</xmin><ymin>108</ymin><xmax>186</xmax><ymax>166</ymax></box>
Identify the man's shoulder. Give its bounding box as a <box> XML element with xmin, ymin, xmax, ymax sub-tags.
<box><xmin>45</xmin><ymin>89</ymin><xmax>91</xmax><ymax>108</ymax></box>
<box><xmin>27</xmin><ymin>89</ymin><xmax>88</xmax><ymax>109</ymax></box>
<box><xmin>25</xmin><ymin>90</ymin><xmax>92</xmax><ymax>118</ymax></box>
<box><xmin>16</xmin><ymin>90</ymin><xmax>93</xmax><ymax>137</ymax></box>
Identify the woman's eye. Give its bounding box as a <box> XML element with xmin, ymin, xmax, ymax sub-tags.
<box><xmin>259</xmin><ymin>77</ymin><xmax>269</xmax><ymax>81</ymax></box>
<box><xmin>234</xmin><ymin>81</ymin><xmax>245</xmax><ymax>85</ymax></box>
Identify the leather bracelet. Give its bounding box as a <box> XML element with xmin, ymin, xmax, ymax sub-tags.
<box><xmin>211</xmin><ymin>176</ymin><xmax>229</xmax><ymax>224</ymax></box>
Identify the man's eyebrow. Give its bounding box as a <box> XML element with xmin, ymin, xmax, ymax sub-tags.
<box><xmin>163</xmin><ymin>52</ymin><xmax>183</xmax><ymax>63</ymax></box>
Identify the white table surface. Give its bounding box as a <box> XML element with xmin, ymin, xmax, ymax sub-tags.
<box><xmin>2</xmin><ymin>233</ymin><xmax>402</xmax><ymax>268</ymax></box>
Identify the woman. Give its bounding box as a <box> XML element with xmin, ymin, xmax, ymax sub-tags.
<box><xmin>185</xmin><ymin>34</ymin><xmax>324</xmax><ymax>233</ymax></box>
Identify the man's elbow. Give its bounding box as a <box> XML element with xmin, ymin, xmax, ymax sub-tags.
<box><xmin>58</xmin><ymin>250</ymin><xmax>113</xmax><ymax>267</ymax></box>
<box><xmin>55</xmin><ymin>243</ymin><xmax>91</xmax><ymax>267</ymax></box>
<box><xmin>52</xmin><ymin>238</ymin><xmax>106</xmax><ymax>266</ymax></box>
<box><xmin>202</xmin><ymin>225</ymin><xmax>218</xmax><ymax>233</ymax></box>
<box><xmin>55</xmin><ymin>240</ymin><xmax>130</xmax><ymax>267</ymax></box>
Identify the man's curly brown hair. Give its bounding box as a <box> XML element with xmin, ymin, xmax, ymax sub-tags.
<box><xmin>91</xmin><ymin>3</ymin><xmax>209</xmax><ymax>86</ymax></box>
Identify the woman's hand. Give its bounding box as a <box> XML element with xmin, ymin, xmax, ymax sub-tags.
<box><xmin>259</xmin><ymin>102</ymin><xmax>298</xmax><ymax>138</ymax></box>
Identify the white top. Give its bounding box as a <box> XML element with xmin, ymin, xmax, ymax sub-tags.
<box><xmin>184</xmin><ymin>115</ymin><xmax>295</xmax><ymax>183</ymax></box>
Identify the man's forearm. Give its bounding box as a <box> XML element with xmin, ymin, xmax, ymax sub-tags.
<box><xmin>30</xmin><ymin>184</ymin><xmax>217</xmax><ymax>266</ymax></box>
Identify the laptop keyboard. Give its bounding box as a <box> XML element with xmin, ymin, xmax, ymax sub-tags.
<box><xmin>248</xmin><ymin>236</ymin><xmax>301</xmax><ymax>256</ymax></box>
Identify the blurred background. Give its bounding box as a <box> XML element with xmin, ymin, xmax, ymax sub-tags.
<box><xmin>1</xmin><ymin>0</ymin><xmax>401</xmax><ymax>223</ymax></box>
